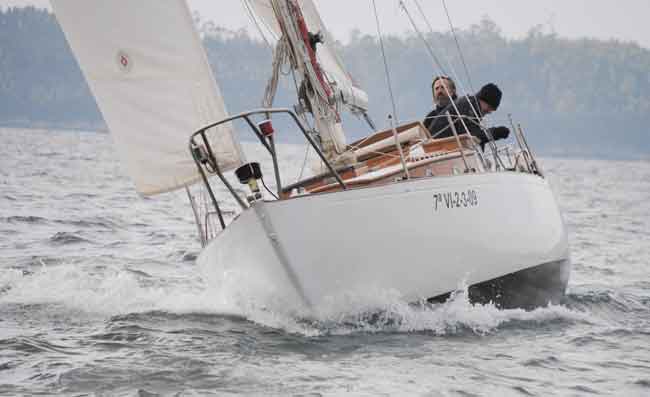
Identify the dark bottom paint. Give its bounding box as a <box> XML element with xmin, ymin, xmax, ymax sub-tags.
<box><xmin>428</xmin><ymin>259</ymin><xmax>571</xmax><ymax>310</ymax></box>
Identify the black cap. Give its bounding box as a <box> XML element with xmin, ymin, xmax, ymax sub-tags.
<box><xmin>477</xmin><ymin>83</ymin><xmax>502</xmax><ymax>110</ymax></box>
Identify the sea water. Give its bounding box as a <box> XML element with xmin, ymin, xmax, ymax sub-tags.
<box><xmin>1</xmin><ymin>128</ymin><xmax>649</xmax><ymax>396</ymax></box>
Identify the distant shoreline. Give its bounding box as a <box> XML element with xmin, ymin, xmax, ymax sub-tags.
<box><xmin>3</xmin><ymin>8</ymin><xmax>650</xmax><ymax>162</ymax></box>
<box><xmin>0</xmin><ymin>121</ymin><xmax>107</xmax><ymax>133</ymax></box>
<box><xmin>2</xmin><ymin>124</ymin><xmax>647</xmax><ymax>163</ymax></box>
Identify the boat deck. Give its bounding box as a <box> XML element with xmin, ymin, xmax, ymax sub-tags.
<box><xmin>281</xmin><ymin>122</ymin><xmax>483</xmax><ymax>198</ymax></box>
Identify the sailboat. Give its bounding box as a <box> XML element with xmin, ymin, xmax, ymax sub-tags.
<box><xmin>51</xmin><ymin>0</ymin><xmax>570</xmax><ymax>312</ymax></box>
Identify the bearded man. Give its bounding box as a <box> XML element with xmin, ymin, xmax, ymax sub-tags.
<box><xmin>424</xmin><ymin>76</ymin><xmax>457</xmax><ymax>132</ymax></box>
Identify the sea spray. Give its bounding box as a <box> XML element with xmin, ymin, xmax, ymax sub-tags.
<box><xmin>1</xmin><ymin>262</ymin><xmax>590</xmax><ymax>338</ymax></box>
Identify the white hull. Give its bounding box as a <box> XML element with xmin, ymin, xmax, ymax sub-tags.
<box><xmin>198</xmin><ymin>172</ymin><xmax>569</xmax><ymax>311</ymax></box>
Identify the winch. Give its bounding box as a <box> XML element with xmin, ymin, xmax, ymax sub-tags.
<box><xmin>235</xmin><ymin>162</ymin><xmax>263</xmax><ymax>203</ymax></box>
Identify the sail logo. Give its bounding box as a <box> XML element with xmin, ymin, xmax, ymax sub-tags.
<box><xmin>116</xmin><ymin>50</ymin><xmax>132</xmax><ymax>73</ymax></box>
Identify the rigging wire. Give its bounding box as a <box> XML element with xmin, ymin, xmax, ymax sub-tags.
<box><xmin>401</xmin><ymin>0</ymin><xmax>505</xmax><ymax>169</ymax></box>
<box><xmin>240</xmin><ymin>0</ymin><xmax>274</xmax><ymax>50</ymax></box>
<box><xmin>410</xmin><ymin>0</ymin><xmax>475</xmax><ymax>113</ymax></box>
<box><xmin>439</xmin><ymin>0</ymin><xmax>475</xmax><ymax>94</ymax></box>
<box><xmin>241</xmin><ymin>0</ymin><xmax>318</xmax><ymax>181</ymax></box>
<box><xmin>403</xmin><ymin>0</ymin><xmax>474</xmax><ymax>113</ymax></box>
<box><xmin>262</xmin><ymin>38</ymin><xmax>289</xmax><ymax>108</ymax></box>
<box><xmin>399</xmin><ymin>1</ymin><xmax>478</xmax><ymax>145</ymax></box>
<box><xmin>371</xmin><ymin>0</ymin><xmax>400</xmax><ymax>123</ymax></box>
<box><xmin>296</xmin><ymin>142</ymin><xmax>311</xmax><ymax>182</ymax></box>
<box><xmin>398</xmin><ymin>1</ymin><xmax>447</xmax><ymax>76</ymax></box>
<box><xmin>285</xmin><ymin>43</ymin><xmax>320</xmax><ymax>183</ymax></box>
<box><xmin>399</xmin><ymin>0</ymin><xmax>469</xmax><ymax>121</ymax></box>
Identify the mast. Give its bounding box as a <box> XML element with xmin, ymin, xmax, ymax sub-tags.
<box><xmin>268</xmin><ymin>0</ymin><xmax>354</xmax><ymax>165</ymax></box>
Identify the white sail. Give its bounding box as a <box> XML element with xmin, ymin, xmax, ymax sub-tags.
<box><xmin>51</xmin><ymin>0</ymin><xmax>243</xmax><ymax>196</ymax></box>
<box><xmin>247</xmin><ymin>0</ymin><xmax>369</xmax><ymax>113</ymax></box>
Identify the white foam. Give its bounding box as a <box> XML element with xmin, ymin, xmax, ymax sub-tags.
<box><xmin>296</xmin><ymin>286</ymin><xmax>592</xmax><ymax>336</ymax></box>
<box><xmin>0</xmin><ymin>264</ymin><xmax>591</xmax><ymax>337</ymax></box>
<box><xmin>0</xmin><ymin>263</ymin><xmax>238</xmax><ymax>317</ymax></box>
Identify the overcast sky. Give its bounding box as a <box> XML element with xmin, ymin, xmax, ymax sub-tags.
<box><xmin>4</xmin><ymin>0</ymin><xmax>650</xmax><ymax>49</ymax></box>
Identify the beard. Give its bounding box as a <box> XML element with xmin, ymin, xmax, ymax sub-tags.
<box><xmin>436</xmin><ymin>94</ymin><xmax>453</xmax><ymax>108</ymax></box>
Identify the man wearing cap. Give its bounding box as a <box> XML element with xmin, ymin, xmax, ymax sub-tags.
<box><xmin>427</xmin><ymin>83</ymin><xmax>510</xmax><ymax>148</ymax></box>
<box><xmin>424</xmin><ymin>76</ymin><xmax>457</xmax><ymax>132</ymax></box>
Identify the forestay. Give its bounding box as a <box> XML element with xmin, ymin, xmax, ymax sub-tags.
<box><xmin>247</xmin><ymin>0</ymin><xmax>369</xmax><ymax>113</ymax></box>
<box><xmin>51</xmin><ymin>0</ymin><xmax>243</xmax><ymax>196</ymax></box>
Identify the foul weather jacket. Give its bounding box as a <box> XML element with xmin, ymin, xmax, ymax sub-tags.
<box><xmin>426</xmin><ymin>95</ymin><xmax>509</xmax><ymax>148</ymax></box>
<box><xmin>426</xmin><ymin>95</ymin><xmax>484</xmax><ymax>139</ymax></box>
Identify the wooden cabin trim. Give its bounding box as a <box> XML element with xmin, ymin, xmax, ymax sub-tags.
<box><xmin>308</xmin><ymin>151</ymin><xmax>479</xmax><ymax>195</ymax></box>
<box><xmin>279</xmin><ymin>124</ymin><xmax>480</xmax><ymax>199</ymax></box>
<box><xmin>347</xmin><ymin>121</ymin><xmax>430</xmax><ymax>149</ymax></box>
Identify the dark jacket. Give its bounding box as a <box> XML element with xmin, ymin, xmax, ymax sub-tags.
<box><xmin>423</xmin><ymin>105</ymin><xmax>447</xmax><ymax>132</ymax></box>
<box><xmin>426</xmin><ymin>95</ymin><xmax>509</xmax><ymax>148</ymax></box>
<box><xmin>427</xmin><ymin>95</ymin><xmax>484</xmax><ymax>138</ymax></box>
<box><xmin>423</xmin><ymin>92</ymin><xmax>459</xmax><ymax>132</ymax></box>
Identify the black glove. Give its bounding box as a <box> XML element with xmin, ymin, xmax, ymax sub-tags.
<box><xmin>489</xmin><ymin>126</ymin><xmax>510</xmax><ymax>140</ymax></box>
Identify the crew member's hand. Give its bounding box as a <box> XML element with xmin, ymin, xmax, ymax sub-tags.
<box><xmin>490</xmin><ymin>126</ymin><xmax>510</xmax><ymax>140</ymax></box>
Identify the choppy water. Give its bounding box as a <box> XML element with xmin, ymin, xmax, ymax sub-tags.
<box><xmin>1</xmin><ymin>128</ymin><xmax>649</xmax><ymax>396</ymax></box>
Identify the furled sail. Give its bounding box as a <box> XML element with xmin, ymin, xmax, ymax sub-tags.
<box><xmin>51</xmin><ymin>0</ymin><xmax>243</xmax><ymax>196</ymax></box>
<box><xmin>247</xmin><ymin>0</ymin><xmax>369</xmax><ymax>113</ymax></box>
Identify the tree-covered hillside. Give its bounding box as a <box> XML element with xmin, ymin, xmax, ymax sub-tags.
<box><xmin>2</xmin><ymin>7</ymin><xmax>649</xmax><ymax>159</ymax></box>
<box><xmin>0</xmin><ymin>7</ymin><xmax>101</xmax><ymax>129</ymax></box>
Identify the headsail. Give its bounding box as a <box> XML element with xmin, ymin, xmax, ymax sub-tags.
<box><xmin>246</xmin><ymin>0</ymin><xmax>368</xmax><ymax>163</ymax></box>
<box><xmin>296</xmin><ymin>1</ymin><xmax>369</xmax><ymax>113</ymax></box>
<box><xmin>247</xmin><ymin>0</ymin><xmax>369</xmax><ymax>114</ymax></box>
<box><xmin>51</xmin><ymin>0</ymin><xmax>243</xmax><ymax>196</ymax></box>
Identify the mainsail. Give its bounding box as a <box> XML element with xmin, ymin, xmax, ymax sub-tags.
<box><xmin>51</xmin><ymin>0</ymin><xmax>243</xmax><ymax>196</ymax></box>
